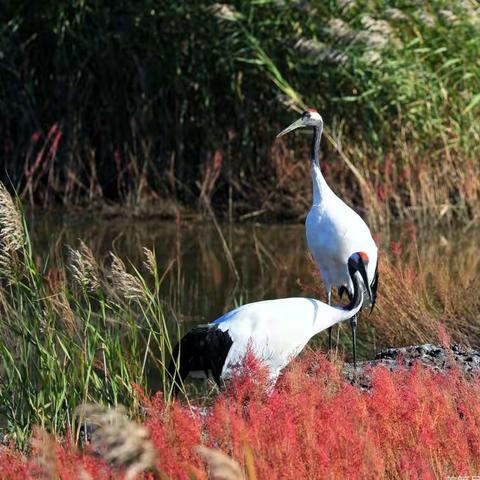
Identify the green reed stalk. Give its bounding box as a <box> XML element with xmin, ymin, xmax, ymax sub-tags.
<box><xmin>0</xmin><ymin>184</ymin><xmax>183</xmax><ymax>447</ymax></box>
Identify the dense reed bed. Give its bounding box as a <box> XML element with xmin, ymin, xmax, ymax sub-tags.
<box><xmin>1</xmin><ymin>352</ymin><xmax>480</xmax><ymax>479</ymax></box>
<box><xmin>1</xmin><ymin>2</ymin><xmax>479</xmax><ymax>222</ymax></box>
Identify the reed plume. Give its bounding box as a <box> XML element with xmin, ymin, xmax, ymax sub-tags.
<box><xmin>143</xmin><ymin>247</ymin><xmax>156</xmax><ymax>276</ymax></box>
<box><xmin>0</xmin><ymin>183</ymin><xmax>25</xmax><ymax>280</ymax></box>
<box><xmin>75</xmin><ymin>404</ymin><xmax>157</xmax><ymax>480</ymax></box>
<box><xmin>30</xmin><ymin>427</ymin><xmax>59</xmax><ymax>480</ymax></box>
<box><xmin>196</xmin><ymin>446</ymin><xmax>245</xmax><ymax>480</ymax></box>
<box><xmin>52</xmin><ymin>291</ymin><xmax>77</xmax><ymax>334</ymax></box>
<box><xmin>110</xmin><ymin>253</ymin><xmax>144</xmax><ymax>300</ymax></box>
<box><xmin>0</xmin><ymin>182</ymin><xmax>24</xmax><ymax>252</ymax></box>
<box><xmin>209</xmin><ymin>3</ymin><xmax>241</xmax><ymax>22</ymax></box>
<box><xmin>67</xmin><ymin>241</ymin><xmax>100</xmax><ymax>293</ymax></box>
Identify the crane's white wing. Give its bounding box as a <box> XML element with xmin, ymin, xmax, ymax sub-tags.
<box><xmin>212</xmin><ymin>297</ymin><xmax>347</xmax><ymax>380</ymax></box>
<box><xmin>306</xmin><ymin>196</ymin><xmax>378</xmax><ymax>295</ymax></box>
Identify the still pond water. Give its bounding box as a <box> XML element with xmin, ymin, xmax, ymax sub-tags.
<box><xmin>27</xmin><ymin>209</ymin><xmax>480</xmax><ymax>359</ymax></box>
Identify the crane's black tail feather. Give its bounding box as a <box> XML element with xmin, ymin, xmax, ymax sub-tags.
<box><xmin>168</xmin><ymin>325</ymin><xmax>233</xmax><ymax>396</ymax></box>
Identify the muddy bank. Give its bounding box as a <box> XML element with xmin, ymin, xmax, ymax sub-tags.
<box><xmin>344</xmin><ymin>344</ymin><xmax>480</xmax><ymax>388</ymax></box>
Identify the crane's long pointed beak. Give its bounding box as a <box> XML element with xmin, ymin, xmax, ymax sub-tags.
<box><xmin>357</xmin><ymin>263</ymin><xmax>373</xmax><ymax>304</ymax></box>
<box><xmin>276</xmin><ymin>118</ymin><xmax>305</xmax><ymax>138</ymax></box>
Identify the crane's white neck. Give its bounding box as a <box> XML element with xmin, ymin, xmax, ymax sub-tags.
<box><xmin>311</xmin><ymin>124</ymin><xmax>334</xmax><ymax>206</ymax></box>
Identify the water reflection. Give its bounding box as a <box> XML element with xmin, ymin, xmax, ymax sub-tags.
<box><xmin>28</xmin><ymin>209</ymin><xmax>480</xmax><ymax>356</ymax></box>
<box><xmin>28</xmin><ymin>210</ymin><xmax>316</xmax><ymax>323</ymax></box>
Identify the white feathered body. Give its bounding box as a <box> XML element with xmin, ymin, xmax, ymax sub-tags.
<box><xmin>306</xmin><ymin>169</ymin><xmax>378</xmax><ymax>303</ymax></box>
<box><xmin>213</xmin><ymin>294</ymin><xmax>361</xmax><ymax>382</ymax></box>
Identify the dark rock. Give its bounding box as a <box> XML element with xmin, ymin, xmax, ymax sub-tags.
<box><xmin>344</xmin><ymin>344</ymin><xmax>480</xmax><ymax>389</ymax></box>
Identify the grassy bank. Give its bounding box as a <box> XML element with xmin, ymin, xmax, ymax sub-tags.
<box><xmin>1</xmin><ymin>2</ymin><xmax>479</xmax><ymax>223</ymax></box>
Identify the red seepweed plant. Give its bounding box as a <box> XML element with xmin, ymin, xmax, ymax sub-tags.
<box><xmin>1</xmin><ymin>351</ymin><xmax>480</xmax><ymax>479</ymax></box>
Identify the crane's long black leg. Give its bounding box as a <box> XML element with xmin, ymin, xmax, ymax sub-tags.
<box><xmin>211</xmin><ymin>364</ymin><xmax>224</xmax><ymax>391</ymax></box>
<box><xmin>327</xmin><ymin>290</ymin><xmax>333</xmax><ymax>352</ymax></box>
<box><xmin>350</xmin><ymin>314</ymin><xmax>358</xmax><ymax>371</ymax></box>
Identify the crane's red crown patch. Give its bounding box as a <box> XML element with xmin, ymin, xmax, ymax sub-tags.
<box><xmin>358</xmin><ymin>251</ymin><xmax>369</xmax><ymax>262</ymax></box>
<box><xmin>307</xmin><ymin>107</ymin><xmax>318</xmax><ymax>113</ymax></box>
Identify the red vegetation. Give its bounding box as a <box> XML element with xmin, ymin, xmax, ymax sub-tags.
<box><xmin>1</xmin><ymin>352</ymin><xmax>480</xmax><ymax>479</ymax></box>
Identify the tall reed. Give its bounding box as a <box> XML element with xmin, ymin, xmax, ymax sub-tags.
<box><xmin>0</xmin><ymin>183</ymin><xmax>182</xmax><ymax>446</ymax></box>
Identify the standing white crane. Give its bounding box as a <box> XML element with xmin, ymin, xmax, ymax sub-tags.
<box><xmin>277</xmin><ymin>109</ymin><xmax>379</xmax><ymax>368</ymax></box>
<box><xmin>168</xmin><ymin>252</ymin><xmax>371</xmax><ymax>393</ymax></box>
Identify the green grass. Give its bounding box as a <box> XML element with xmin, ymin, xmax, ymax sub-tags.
<box><xmin>0</xmin><ymin>184</ymin><xmax>184</xmax><ymax>447</ymax></box>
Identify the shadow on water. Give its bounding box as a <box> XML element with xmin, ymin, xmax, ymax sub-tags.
<box><xmin>28</xmin><ymin>209</ymin><xmax>480</xmax><ymax>361</ymax></box>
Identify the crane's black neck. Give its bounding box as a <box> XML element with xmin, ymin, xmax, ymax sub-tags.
<box><xmin>343</xmin><ymin>270</ymin><xmax>363</xmax><ymax>312</ymax></box>
<box><xmin>311</xmin><ymin>125</ymin><xmax>322</xmax><ymax>167</ymax></box>
<box><xmin>310</xmin><ymin>124</ymin><xmax>332</xmax><ymax>205</ymax></box>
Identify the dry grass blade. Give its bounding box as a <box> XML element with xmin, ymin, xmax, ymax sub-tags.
<box><xmin>110</xmin><ymin>252</ymin><xmax>144</xmax><ymax>299</ymax></box>
<box><xmin>75</xmin><ymin>404</ymin><xmax>157</xmax><ymax>480</ymax></box>
<box><xmin>67</xmin><ymin>241</ymin><xmax>100</xmax><ymax>292</ymax></box>
<box><xmin>243</xmin><ymin>443</ymin><xmax>257</xmax><ymax>480</ymax></box>
<box><xmin>196</xmin><ymin>446</ymin><xmax>245</xmax><ymax>480</ymax></box>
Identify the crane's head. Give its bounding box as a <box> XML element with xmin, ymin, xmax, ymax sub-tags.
<box><xmin>348</xmin><ymin>252</ymin><xmax>372</xmax><ymax>303</ymax></box>
<box><xmin>276</xmin><ymin>108</ymin><xmax>323</xmax><ymax>138</ymax></box>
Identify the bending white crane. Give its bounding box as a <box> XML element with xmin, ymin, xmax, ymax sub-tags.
<box><xmin>277</xmin><ymin>109</ymin><xmax>379</xmax><ymax>367</ymax></box>
<box><xmin>169</xmin><ymin>253</ymin><xmax>371</xmax><ymax>393</ymax></box>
